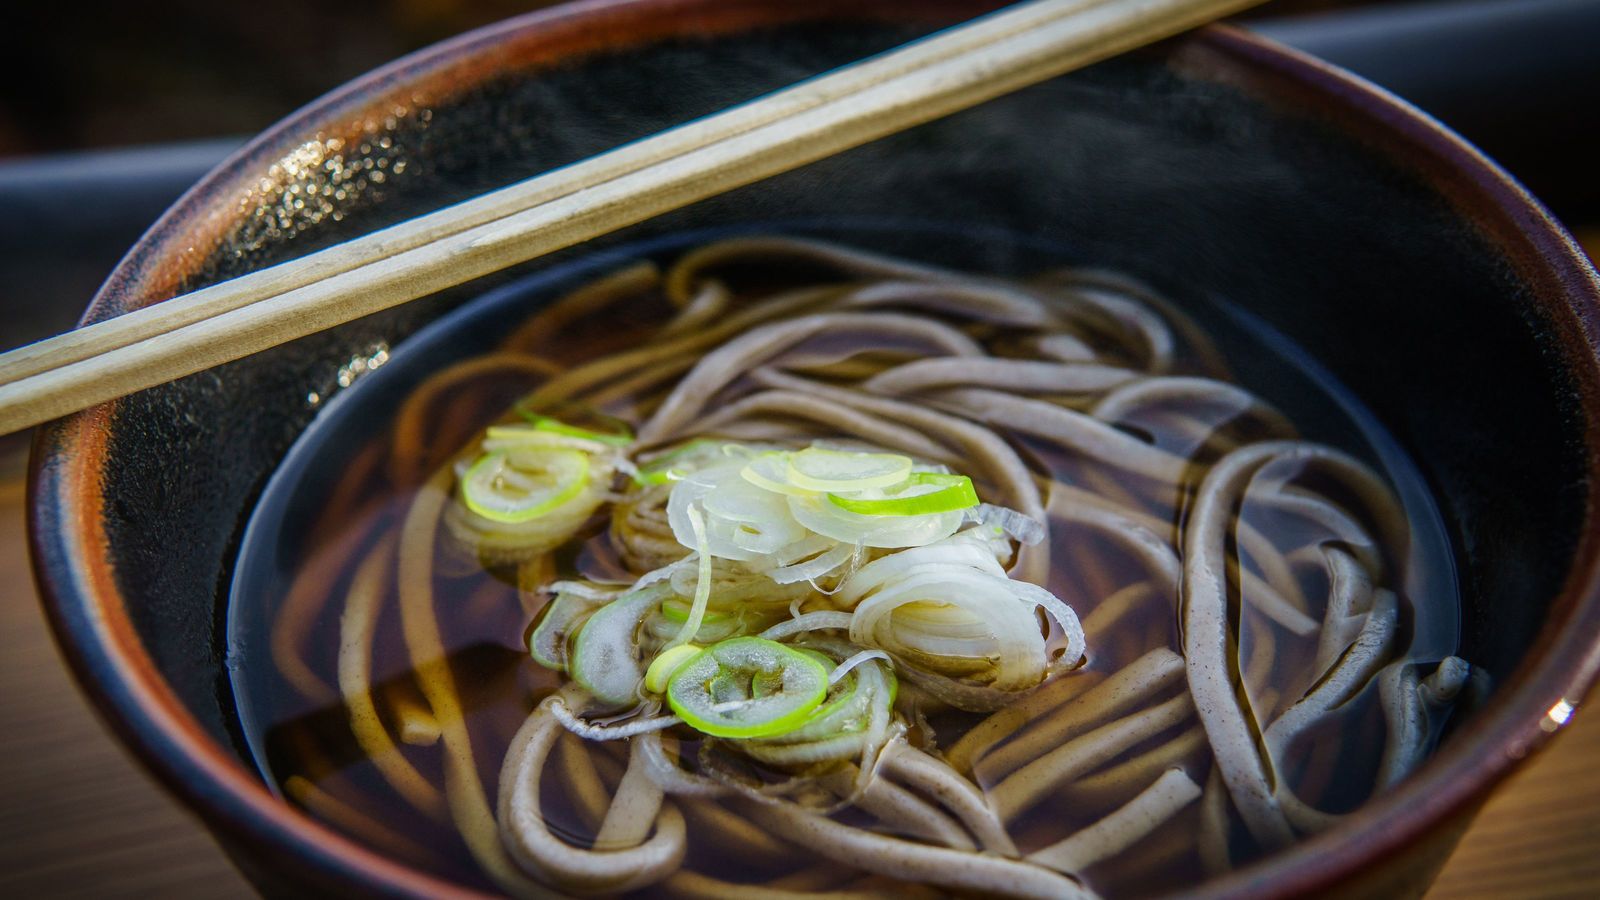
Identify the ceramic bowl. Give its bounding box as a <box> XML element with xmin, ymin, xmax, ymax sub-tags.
<box><xmin>29</xmin><ymin>0</ymin><xmax>1600</xmax><ymax>896</ymax></box>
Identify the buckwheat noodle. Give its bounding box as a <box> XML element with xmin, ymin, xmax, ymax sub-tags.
<box><xmin>261</xmin><ymin>237</ymin><xmax>1471</xmax><ymax>898</ymax></box>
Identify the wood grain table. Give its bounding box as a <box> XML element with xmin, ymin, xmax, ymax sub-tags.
<box><xmin>2</xmin><ymin>237</ymin><xmax>1597</xmax><ymax>899</ymax></box>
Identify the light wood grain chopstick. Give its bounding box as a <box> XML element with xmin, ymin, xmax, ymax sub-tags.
<box><xmin>0</xmin><ymin>0</ymin><xmax>1114</xmax><ymax>388</ymax></box>
<box><xmin>0</xmin><ymin>0</ymin><xmax>1264</xmax><ymax>435</ymax></box>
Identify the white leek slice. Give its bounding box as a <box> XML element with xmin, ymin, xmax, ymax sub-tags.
<box><xmin>769</xmin><ymin>542</ymin><xmax>856</xmax><ymax>585</ymax></box>
<box><xmin>786</xmin><ymin>447</ymin><xmax>913</xmax><ymax>493</ymax></box>
<box><xmin>740</xmin><ymin>452</ymin><xmax>820</xmax><ymax>497</ymax></box>
<box><xmin>851</xmin><ymin>568</ymin><xmax>1048</xmax><ymax>691</ymax></box>
<box><xmin>834</xmin><ymin>529</ymin><xmax>1009</xmax><ymax>607</ymax></box>
<box><xmin>461</xmin><ymin>448</ymin><xmax>590</xmax><ymax>523</ymax></box>
<box><xmin>788</xmin><ymin>492</ymin><xmax>963</xmax><ymax>548</ymax></box>
<box><xmin>969</xmin><ymin>503</ymin><xmax>1048</xmax><ymax>545</ymax></box>
<box><xmin>569</xmin><ymin>585</ymin><xmax>667</xmax><ymax>708</ymax></box>
<box><xmin>484</xmin><ymin>424</ymin><xmax>614</xmax><ymax>455</ymax></box>
<box><xmin>669</xmin><ymin>460</ymin><xmax>810</xmax><ymax>561</ymax></box>
<box><xmin>832</xmin><ymin>530</ymin><xmax>1084</xmax><ymax>702</ymax></box>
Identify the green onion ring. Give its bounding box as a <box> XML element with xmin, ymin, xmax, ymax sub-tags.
<box><xmin>666</xmin><ymin>637</ymin><xmax>830</xmax><ymax>739</ymax></box>
<box><xmin>827</xmin><ymin>473</ymin><xmax>980</xmax><ymax>516</ymax></box>
<box><xmin>644</xmin><ymin>643</ymin><xmax>703</xmax><ymax>694</ymax></box>
<box><xmin>660</xmin><ymin>597</ymin><xmax>732</xmax><ymax>625</ymax></box>
<box><xmin>516</xmin><ymin>410</ymin><xmax>634</xmax><ymax>447</ymax></box>
<box><xmin>569</xmin><ymin>586</ymin><xmax>665</xmax><ymax>708</ymax></box>
<box><xmin>461</xmin><ymin>448</ymin><xmax>590</xmax><ymax>523</ymax></box>
<box><xmin>632</xmin><ymin>439</ymin><xmax>721</xmax><ymax>486</ymax></box>
<box><xmin>786</xmin><ymin>447</ymin><xmax>913</xmax><ymax>493</ymax></box>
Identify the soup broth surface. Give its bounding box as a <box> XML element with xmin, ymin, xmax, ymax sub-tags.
<box><xmin>229</xmin><ymin>233</ymin><xmax>1466</xmax><ymax>898</ymax></box>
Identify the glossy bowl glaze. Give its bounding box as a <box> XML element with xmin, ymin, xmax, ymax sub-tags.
<box><xmin>28</xmin><ymin>0</ymin><xmax>1600</xmax><ymax>896</ymax></box>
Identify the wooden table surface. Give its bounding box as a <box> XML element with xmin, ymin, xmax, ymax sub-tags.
<box><xmin>2</xmin><ymin>239</ymin><xmax>1598</xmax><ymax>899</ymax></box>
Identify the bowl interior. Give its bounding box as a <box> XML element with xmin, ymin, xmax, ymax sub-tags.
<box><xmin>33</xmin><ymin>6</ymin><xmax>1596</xmax><ymax>897</ymax></box>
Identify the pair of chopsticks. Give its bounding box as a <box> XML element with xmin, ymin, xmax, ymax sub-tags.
<box><xmin>0</xmin><ymin>0</ymin><xmax>1263</xmax><ymax>436</ymax></box>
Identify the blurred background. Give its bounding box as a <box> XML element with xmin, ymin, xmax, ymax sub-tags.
<box><xmin>0</xmin><ymin>0</ymin><xmax>1541</xmax><ymax>155</ymax></box>
<box><xmin>1</xmin><ymin>0</ymin><xmax>1595</xmax><ymax>363</ymax></box>
<box><xmin>1</xmin><ymin>0</ymin><xmax>1595</xmax><ymax>367</ymax></box>
<box><xmin>1</xmin><ymin>0</ymin><xmax>1597</xmax><ymax>897</ymax></box>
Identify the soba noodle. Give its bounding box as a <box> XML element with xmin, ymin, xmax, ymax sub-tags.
<box><xmin>245</xmin><ymin>236</ymin><xmax>1472</xmax><ymax>898</ymax></box>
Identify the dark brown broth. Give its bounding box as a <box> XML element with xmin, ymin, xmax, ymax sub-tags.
<box><xmin>228</xmin><ymin>258</ymin><xmax>1459</xmax><ymax>898</ymax></box>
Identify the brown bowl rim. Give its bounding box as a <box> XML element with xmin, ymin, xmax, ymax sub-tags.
<box><xmin>27</xmin><ymin>1</ymin><xmax>1600</xmax><ymax>897</ymax></box>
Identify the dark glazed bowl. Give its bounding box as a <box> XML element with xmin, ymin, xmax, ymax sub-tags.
<box><xmin>27</xmin><ymin>0</ymin><xmax>1600</xmax><ymax>896</ymax></box>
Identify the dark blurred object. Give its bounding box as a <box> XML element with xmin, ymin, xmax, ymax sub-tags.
<box><xmin>0</xmin><ymin>139</ymin><xmax>243</xmax><ymax>343</ymax></box>
<box><xmin>0</xmin><ymin>0</ymin><xmax>1395</xmax><ymax>158</ymax></box>
<box><xmin>1</xmin><ymin>0</ymin><xmax>1596</xmax><ymax>358</ymax></box>
<box><xmin>0</xmin><ymin>0</ymin><xmax>556</xmax><ymax>157</ymax></box>
<box><xmin>1255</xmin><ymin>0</ymin><xmax>1600</xmax><ymax>222</ymax></box>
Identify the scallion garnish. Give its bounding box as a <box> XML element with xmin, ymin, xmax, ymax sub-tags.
<box><xmin>665</xmin><ymin>637</ymin><xmax>830</xmax><ymax>739</ymax></box>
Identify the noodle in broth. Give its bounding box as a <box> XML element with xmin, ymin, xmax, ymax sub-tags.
<box><xmin>231</xmin><ymin>236</ymin><xmax>1476</xmax><ymax>898</ymax></box>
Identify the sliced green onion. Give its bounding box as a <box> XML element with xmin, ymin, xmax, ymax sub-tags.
<box><xmin>788</xmin><ymin>492</ymin><xmax>964</xmax><ymax>549</ymax></box>
<box><xmin>703</xmin><ymin>477</ymin><xmax>789</xmax><ymax>523</ymax></box>
<box><xmin>769</xmin><ymin>542</ymin><xmax>854</xmax><ymax>585</ymax></box>
<box><xmin>515</xmin><ymin>410</ymin><xmax>634</xmax><ymax>447</ymax></box>
<box><xmin>529</xmin><ymin>589</ymin><xmax>603</xmax><ymax>671</ymax></box>
<box><xmin>663</xmin><ymin>505</ymin><xmax>715</xmax><ymax>650</ymax></box>
<box><xmin>461</xmin><ymin>448</ymin><xmax>590</xmax><ymax>523</ymax></box>
<box><xmin>738</xmin><ymin>641</ymin><xmax>899</xmax><ymax>766</ymax></box>
<box><xmin>483</xmin><ymin>425</ymin><xmax>611</xmax><ymax>456</ymax></box>
<box><xmin>848</xmin><ymin>565</ymin><xmax>1050</xmax><ymax>695</ymax></box>
<box><xmin>633</xmin><ymin>439</ymin><xmax>720</xmax><ymax>486</ymax></box>
<box><xmin>828</xmin><ymin>473</ymin><xmax>980</xmax><ymax>517</ymax></box>
<box><xmin>660</xmin><ymin>597</ymin><xmax>732</xmax><ymax>625</ymax></box>
<box><xmin>786</xmin><ymin>447</ymin><xmax>913</xmax><ymax>493</ymax></box>
<box><xmin>485</xmin><ymin>424</ymin><xmax>574</xmax><ymax>445</ymax></box>
<box><xmin>644</xmin><ymin>643</ymin><xmax>702</xmax><ymax>694</ymax></box>
<box><xmin>740</xmin><ymin>452</ymin><xmax>819</xmax><ymax>497</ymax></box>
<box><xmin>666</xmin><ymin>637</ymin><xmax>830</xmax><ymax>739</ymax></box>
<box><xmin>569</xmin><ymin>587</ymin><xmax>665</xmax><ymax>708</ymax></box>
<box><xmin>783</xmin><ymin>650</ymin><xmax>868</xmax><ymax>729</ymax></box>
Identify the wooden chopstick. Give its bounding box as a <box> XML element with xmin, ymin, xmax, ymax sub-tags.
<box><xmin>0</xmin><ymin>0</ymin><xmax>1263</xmax><ymax>436</ymax></box>
<box><xmin>0</xmin><ymin>0</ymin><xmax>1113</xmax><ymax>389</ymax></box>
